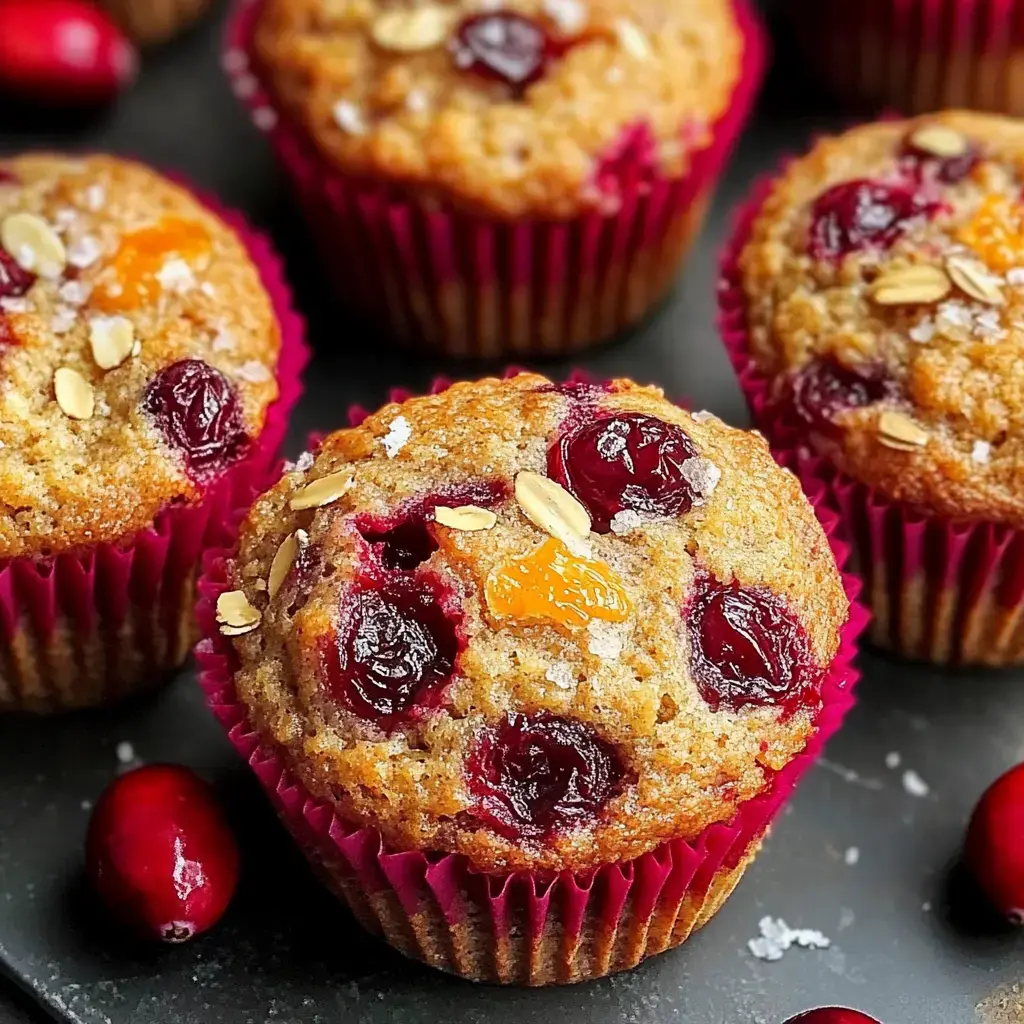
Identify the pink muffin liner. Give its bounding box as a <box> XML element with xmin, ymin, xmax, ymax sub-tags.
<box><xmin>222</xmin><ymin>0</ymin><xmax>766</xmax><ymax>359</ymax></box>
<box><xmin>719</xmin><ymin>172</ymin><xmax>1024</xmax><ymax>664</ymax></box>
<box><xmin>0</xmin><ymin>189</ymin><xmax>308</xmax><ymax>712</ymax></box>
<box><xmin>788</xmin><ymin>0</ymin><xmax>1024</xmax><ymax>116</ymax></box>
<box><xmin>194</xmin><ymin>375</ymin><xmax>867</xmax><ymax>985</ymax></box>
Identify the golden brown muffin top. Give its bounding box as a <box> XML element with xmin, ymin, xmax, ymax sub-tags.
<box><xmin>252</xmin><ymin>0</ymin><xmax>744</xmax><ymax>217</ymax></box>
<box><xmin>739</xmin><ymin>111</ymin><xmax>1024</xmax><ymax>527</ymax></box>
<box><xmin>0</xmin><ymin>154</ymin><xmax>281</xmax><ymax>559</ymax></box>
<box><xmin>221</xmin><ymin>373</ymin><xmax>848</xmax><ymax>874</ymax></box>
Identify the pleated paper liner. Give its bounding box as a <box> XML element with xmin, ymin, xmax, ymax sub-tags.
<box><xmin>0</xmin><ymin>190</ymin><xmax>309</xmax><ymax>713</ymax></box>
<box><xmin>194</xmin><ymin>374</ymin><xmax>866</xmax><ymax>985</ymax></box>
<box><xmin>788</xmin><ymin>0</ymin><xmax>1024</xmax><ymax>117</ymax></box>
<box><xmin>718</xmin><ymin>171</ymin><xmax>1024</xmax><ymax>665</ymax></box>
<box><xmin>222</xmin><ymin>0</ymin><xmax>767</xmax><ymax>359</ymax></box>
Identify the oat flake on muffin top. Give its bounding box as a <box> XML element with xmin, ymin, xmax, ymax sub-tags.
<box><xmin>222</xmin><ymin>373</ymin><xmax>848</xmax><ymax>874</ymax></box>
<box><xmin>740</xmin><ymin>111</ymin><xmax>1024</xmax><ymax>527</ymax></box>
<box><xmin>0</xmin><ymin>154</ymin><xmax>281</xmax><ymax>559</ymax></box>
<box><xmin>251</xmin><ymin>0</ymin><xmax>743</xmax><ymax>217</ymax></box>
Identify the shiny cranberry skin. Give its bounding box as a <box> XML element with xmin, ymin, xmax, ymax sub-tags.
<box><xmin>964</xmin><ymin>762</ymin><xmax>1024</xmax><ymax>923</ymax></box>
<box><xmin>358</xmin><ymin>480</ymin><xmax>508</xmax><ymax>571</ymax></box>
<box><xmin>788</xmin><ymin>359</ymin><xmax>899</xmax><ymax>433</ymax></box>
<box><xmin>86</xmin><ymin>765</ymin><xmax>239</xmax><ymax>943</ymax></box>
<box><xmin>143</xmin><ymin>359</ymin><xmax>249</xmax><ymax>478</ymax></box>
<box><xmin>688</xmin><ymin>575</ymin><xmax>821</xmax><ymax>715</ymax></box>
<box><xmin>452</xmin><ymin>12</ymin><xmax>552</xmax><ymax>91</ymax></box>
<box><xmin>324</xmin><ymin>574</ymin><xmax>461</xmax><ymax>727</ymax></box>
<box><xmin>784</xmin><ymin>1011</ymin><xmax>882</xmax><ymax>1024</ymax></box>
<box><xmin>808</xmin><ymin>179</ymin><xmax>938</xmax><ymax>261</ymax></box>
<box><xmin>0</xmin><ymin>248</ymin><xmax>34</xmax><ymax>299</ymax></box>
<box><xmin>902</xmin><ymin>135</ymin><xmax>979</xmax><ymax>185</ymax></box>
<box><xmin>467</xmin><ymin>713</ymin><xmax>625</xmax><ymax>840</ymax></box>
<box><xmin>549</xmin><ymin>413</ymin><xmax>699</xmax><ymax>533</ymax></box>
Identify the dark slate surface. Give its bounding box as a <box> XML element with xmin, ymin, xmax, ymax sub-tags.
<box><xmin>2</xmin><ymin>4</ymin><xmax>1024</xmax><ymax>1022</ymax></box>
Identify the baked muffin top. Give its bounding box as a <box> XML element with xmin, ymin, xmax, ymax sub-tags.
<box><xmin>220</xmin><ymin>373</ymin><xmax>848</xmax><ymax>874</ymax></box>
<box><xmin>251</xmin><ymin>0</ymin><xmax>744</xmax><ymax>217</ymax></box>
<box><xmin>0</xmin><ymin>154</ymin><xmax>281</xmax><ymax>560</ymax></box>
<box><xmin>739</xmin><ymin>111</ymin><xmax>1024</xmax><ymax>527</ymax></box>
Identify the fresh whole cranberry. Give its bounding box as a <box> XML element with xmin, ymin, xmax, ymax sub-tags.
<box><xmin>467</xmin><ymin>713</ymin><xmax>625</xmax><ymax>839</ymax></box>
<box><xmin>788</xmin><ymin>359</ymin><xmax>899</xmax><ymax>433</ymax></box>
<box><xmin>143</xmin><ymin>359</ymin><xmax>249</xmax><ymax>479</ymax></box>
<box><xmin>687</xmin><ymin>575</ymin><xmax>821</xmax><ymax>715</ymax></box>
<box><xmin>0</xmin><ymin>248</ymin><xmax>35</xmax><ymax>300</ymax></box>
<box><xmin>324</xmin><ymin>573</ymin><xmax>462</xmax><ymax>727</ymax></box>
<box><xmin>451</xmin><ymin>12</ymin><xmax>553</xmax><ymax>92</ymax></box>
<box><xmin>358</xmin><ymin>480</ymin><xmax>508</xmax><ymax>571</ymax></box>
<box><xmin>784</xmin><ymin>1011</ymin><xmax>882</xmax><ymax>1024</ymax></box>
<box><xmin>902</xmin><ymin>134</ymin><xmax>979</xmax><ymax>185</ymax></box>
<box><xmin>86</xmin><ymin>764</ymin><xmax>239</xmax><ymax>943</ymax></box>
<box><xmin>549</xmin><ymin>413</ymin><xmax>700</xmax><ymax>533</ymax></box>
<box><xmin>964</xmin><ymin>762</ymin><xmax>1024</xmax><ymax>923</ymax></box>
<box><xmin>808</xmin><ymin>179</ymin><xmax>939</xmax><ymax>262</ymax></box>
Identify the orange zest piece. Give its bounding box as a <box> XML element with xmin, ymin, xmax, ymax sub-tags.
<box><xmin>485</xmin><ymin>537</ymin><xmax>632</xmax><ymax>630</ymax></box>
<box><xmin>956</xmin><ymin>195</ymin><xmax>1024</xmax><ymax>273</ymax></box>
<box><xmin>93</xmin><ymin>217</ymin><xmax>211</xmax><ymax>312</ymax></box>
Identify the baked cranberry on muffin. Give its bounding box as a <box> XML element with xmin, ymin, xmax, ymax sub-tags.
<box><xmin>734</xmin><ymin>111</ymin><xmax>1024</xmax><ymax>663</ymax></box>
<box><xmin>0</xmin><ymin>153</ymin><xmax>289</xmax><ymax>711</ymax></box>
<box><xmin>214</xmin><ymin>372</ymin><xmax>849</xmax><ymax>981</ymax></box>
<box><xmin>233</xmin><ymin>0</ymin><xmax>760</xmax><ymax>356</ymax></box>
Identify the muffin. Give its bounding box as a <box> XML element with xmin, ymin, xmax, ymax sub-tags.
<box><xmin>196</xmin><ymin>372</ymin><xmax>860</xmax><ymax>984</ymax></box>
<box><xmin>223</xmin><ymin>0</ymin><xmax>765</xmax><ymax>358</ymax></box>
<box><xmin>99</xmin><ymin>0</ymin><xmax>212</xmax><ymax>46</ymax></box>
<box><xmin>788</xmin><ymin>0</ymin><xmax>1024</xmax><ymax>117</ymax></box>
<box><xmin>0</xmin><ymin>153</ymin><xmax>305</xmax><ymax>712</ymax></box>
<box><xmin>720</xmin><ymin>110</ymin><xmax>1024</xmax><ymax>664</ymax></box>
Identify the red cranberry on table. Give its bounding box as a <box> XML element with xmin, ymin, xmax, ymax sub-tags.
<box><xmin>964</xmin><ymin>761</ymin><xmax>1024</xmax><ymax>923</ymax></box>
<box><xmin>0</xmin><ymin>0</ymin><xmax>137</xmax><ymax>107</ymax></box>
<box><xmin>784</xmin><ymin>1010</ymin><xmax>882</xmax><ymax>1024</ymax></box>
<box><xmin>86</xmin><ymin>765</ymin><xmax>240</xmax><ymax>943</ymax></box>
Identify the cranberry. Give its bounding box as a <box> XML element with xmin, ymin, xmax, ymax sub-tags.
<box><xmin>784</xmin><ymin>1011</ymin><xmax>882</xmax><ymax>1024</ymax></box>
<box><xmin>964</xmin><ymin>762</ymin><xmax>1024</xmax><ymax>923</ymax></box>
<box><xmin>451</xmin><ymin>12</ymin><xmax>552</xmax><ymax>92</ymax></box>
<box><xmin>143</xmin><ymin>360</ymin><xmax>249</xmax><ymax>479</ymax></box>
<box><xmin>788</xmin><ymin>359</ymin><xmax>899</xmax><ymax>433</ymax></box>
<box><xmin>902</xmin><ymin>135</ymin><xmax>979</xmax><ymax>185</ymax></box>
<box><xmin>687</xmin><ymin>575</ymin><xmax>821</xmax><ymax>715</ymax></box>
<box><xmin>357</xmin><ymin>480</ymin><xmax>508</xmax><ymax>571</ymax></box>
<box><xmin>323</xmin><ymin>573</ymin><xmax>462</xmax><ymax>727</ymax></box>
<box><xmin>548</xmin><ymin>413</ymin><xmax>699</xmax><ymax>533</ymax></box>
<box><xmin>467</xmin><ymin>713</ymin><xmax>625</xmax><ymax>839</ymax></box>
<box><xmin>0</xmin><ymin>248</ymin><xmax>35</xmax><ymax>300</ymax></box>
<box><xmin>86</xmin><ymin>765</ymin><xmax>239</xmax><ymax>943</ymax></box>
<box><xmin>808</xmin><ymin>179</ymin><xmax>938</xmax><ymax>261</ymax></box>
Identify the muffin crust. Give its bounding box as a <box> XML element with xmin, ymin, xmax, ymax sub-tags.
<box><xmin>740</xmin><ymin>112</ymin><xmax>1024</xmax><ymax>527</ymax></box>
<box><xmin>0</xmin><ymin>154</ymin><xmax>281</xmax><ymax>559</ymax></box>
<box><xmin>224</xmin><ymin>374</ymin><xmax>848</xmax><ymax>874</ymax></box>
<box><xmin>252</xmin><ymin>0</ymin><xmax>743</xmax><ymax>217</ymax></box>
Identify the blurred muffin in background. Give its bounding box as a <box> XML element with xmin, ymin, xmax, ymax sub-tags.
<box><xmin>789</xmin><ymin>0</ymin><xmax>1024</xmax><ymax>116</ymax></box>
<box><xmin>100</xmin><ymin>0</ymin><xmax>211</xmax><ymax>46</ymax></box>
<box><xmin>224</xmin><ymin>0</ymin><xmax>766</xmax><ymax>359</ymax></box>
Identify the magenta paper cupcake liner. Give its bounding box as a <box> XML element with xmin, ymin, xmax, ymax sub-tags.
<box><xmin>0</xmin><ymin>189</ymin><xmax>308</xmax><ymax>713</ymax></box>
<box><xmin>718</xmin><ymin>171</ymin><xmax>1024</xmax><ymax>665</ymax></box>
<box><xmin>222</xmin><ymin>0</ymin><xmax>766</xmax><ymax>359</ymax></box>
<box><xmin>789</xmin><ymin>0</ymin><xmax>1024</xmax><ymax>116</ymax></box>
<box><xmin>193</xmin><ymin>373</ymin><xmax>866</xmax><ymax>985</ymax></box>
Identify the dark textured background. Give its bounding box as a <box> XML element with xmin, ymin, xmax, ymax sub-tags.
<box><xmin>2</xmin><ymin>3</ymin><xmax>1024</xmax><ymax>1022</ymax></box>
